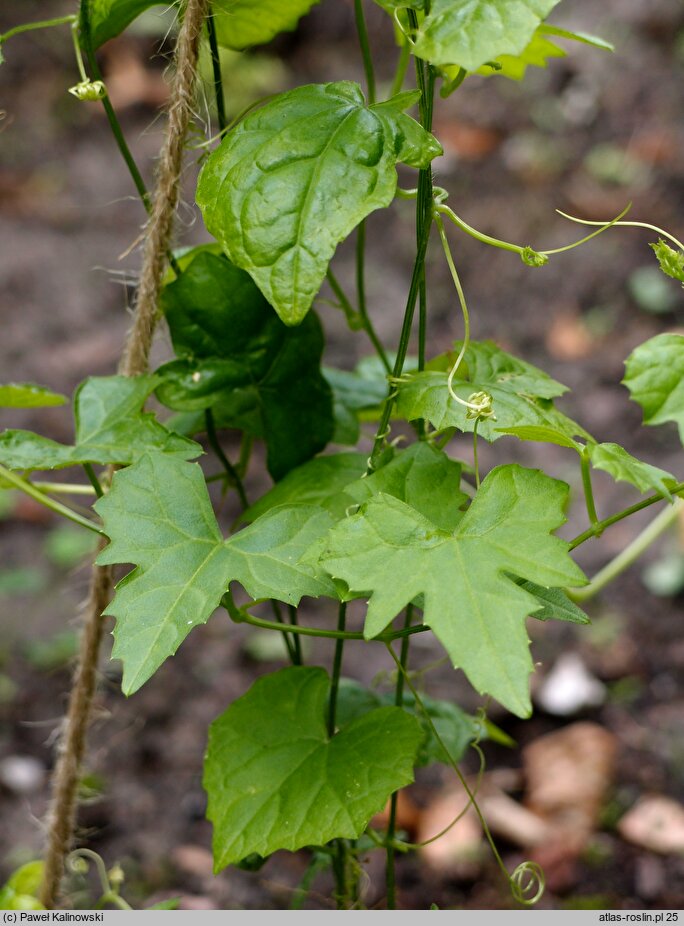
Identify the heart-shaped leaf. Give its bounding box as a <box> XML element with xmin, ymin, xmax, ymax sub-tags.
<box><xmin>197</xmin><ymin>82</ymin><xmax>442</xmax><ymax>324</ymax></box>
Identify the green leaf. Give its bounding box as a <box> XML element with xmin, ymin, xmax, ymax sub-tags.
<box><xmin>336</xmin><ymin>679</ymin><xmax>482</xmax><ymax>767</ymax></box>
<box><xmin>495</xmin><ymin>424</ymin><xmax>582</xmax><ymax>450</ymax></box>
<box><xmin>0</xmin><ymin>376</ymin><xmax>200</xmax><ymax>472</ymax></box>
<box><xmin>212</xmin><ymin>0</ymin><xmax>320</xmax><ymax>50</ymax></box>
<box><xmin>651</xmin><ymin>239</ymin><xmax>684</xmax><ymax>285</ymax></box>
<box><xmin>0</xmin><ymin>383</ymin><xmax>67</xmax><ymax>408</ymax></box>
<box><xmin>6</xmin><ymin>862</ymin><xmax>44</xmax><ymax>897</ymax></box>
<box><xmin>155</xmin><ymin>251</ymin><xmax>333</xmax><ymax>480</ymax></box>
<box><xmin>520</xmin><ymin>581</ymin><xmax>589</xmax><ymax>624</ymax></box>
<box><xmin>587</xmin><ymin>442</ymin><xmax>675</xmax><ymax>501</ymax></box>
<box><xmin>471</xmin><ymin>24</ymin><xmax>612</xmax><ymax>81</ymax></box>
<box><xmin>86</xmin><ymin>0</ymin><xmax>165</xmax><ymax>49</ymax></box>
<box><xmin>204</xmin><ymin>666</ymin><xmax>423</xmax><ymax>869</ymax></box>
<box><xmin>412</xmin><ymin>0</ymin><xmax>562</xmax><ymax>72</ymax></box>
<box><xmin>323</xmin><ymin>366</ymin><xmax>388</xmax><ymax>445</ymax></box>
<box><xmin>346</xmin><ymin>442</ymin><xmax>468</xmax><ymax>532</ymax></box>
<box><xmin>96</xmin><ymin>453</ymin><xmax>337</xmax><ymax>693</ymax></box>
<box><xmin>395</xmin><ymin>341</ymin><xmax>588</xmax><ymax>443</ymax></box>
<box><xmin>196</xmin><ymin>82</ymin><xmax>442</xmax><ymax>325</ymax></box>
<box><xmin>242</xmin><ymin>452</ymin><xmax>367</xmax><ymax>523</ymax></box>
<box><xmin>624</xmin><ymin>333</ymin><xmax>684</xmax><ymax>444</ymax></box>
<box><xmin>319</xmin><ymin>464</ymin><xmax>587</xmax><ymax>717</ymax></box>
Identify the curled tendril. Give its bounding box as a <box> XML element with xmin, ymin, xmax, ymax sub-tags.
<box><xmin>67</xmin><ymin>848</ymin><xmax>110</xmax><ymax>893</ymax></box>
<box><xmin>509</xmin><ymin>861</ymin><xmax>546</xmax><ymax>906</ymax></box>
<box><xmin>68</xmin><ymin>79</ymin><xmax>107</xmax><ymax>101</ymax></box>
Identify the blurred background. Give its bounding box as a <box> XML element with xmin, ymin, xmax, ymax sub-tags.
<box><xmin>1</xmin><ymin>0</ymin><xmax>684</xmax><ymax>910</ymax></box>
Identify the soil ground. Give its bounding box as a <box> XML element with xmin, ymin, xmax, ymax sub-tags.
<box><xmin>1</xmin><ymin>0</ymin><xmax>684</xmax><ymax>910</ymax></box>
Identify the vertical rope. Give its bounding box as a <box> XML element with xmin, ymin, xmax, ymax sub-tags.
<box><xmin>39</xmin><ymin>0</ymin><xmax>210</xmax><ymax>907</ymax></box>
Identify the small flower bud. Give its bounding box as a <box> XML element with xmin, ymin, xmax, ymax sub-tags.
<box><xmin>68</xmin><ymin>80</ymin><xmax>107</xmax><ymax>101</ymax></box>
<box><xmin>466</xmin><ymin>391</ymin><xmax>495</xmax><ymax>420</ymax></box>
<box><xmin>521</xmin><ymin>247</ymin><xmax>548</xmax><ymax>268</ymax></box>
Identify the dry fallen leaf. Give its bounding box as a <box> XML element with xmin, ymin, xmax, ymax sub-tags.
<box><xmin>546</xmin><ymin>311</ymin><xmax>595</xmax><ymax>361</ymax></box>
<box><xmin>618</xmin><ymin>795</ymin><xmax>684</xmax><ymax>854</ymax></box>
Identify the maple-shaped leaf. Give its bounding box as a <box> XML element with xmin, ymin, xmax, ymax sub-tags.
<box><xmin>319</xmin><ymin>464</ymin><xmax>587</xmax><ymax>717</ymax></box>
<box><xmin>587</xmin><ymin>442</ymin><xmax>676</xmax><ymax>501</ymax></box>
<box><xmin>96</xmin><ymin>453</ymin><xmax>337</xmax><ymax>694</ymax></box>
<box><xmin>0</xmin><ymin>376</ymin><xmax>200</xmax><ymax>472</ymax></box>
<box><xmin>345</xmin><ymin>441</ymin><xmax>468</xmax><ymax>532</ymax></box>
<box><xmin>395</xmin><ymin>340</ymin><xmax>589</xmax><ymax>443</ymax></box>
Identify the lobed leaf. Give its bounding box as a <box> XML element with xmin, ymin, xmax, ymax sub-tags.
<box><xmin>96</xmin><ymin>454</ymin><xmax>337</xmax><ymax>694</ymax></box>
<box><xmin>623</xmin><ymin>334</ymin><xmax>684</xmax><ymax>444</ymax></box>
<box><xmin>520</xmin><ymin>581</ymin><xmax>589</xmax><ymax>624</ymax></box>
<box><xmin>319</xmin><ymin>464</ymin><xmax>587</xmax><ymax>717</ymax></box>
<box><xmin>155</xmin><ymin>251</ymin><xmax>333</xmax><ymax>480</ymax></box>
<box><xmin>587</xmin><ymin>442</ymin><xmax>676</xmax><ymax>501</ymax></box>
<box><xmin>395</xmin><ymin>341</ymin><xmax>587</xmax><ymax>443</ymax></box>
<box><xmin>196</xmin><ymin>82</ymin><xmax>442</xmax><ymax>325</ymax></box>
<box><xmin>242</xmin><ymin>452</ymin><xmax>367</xmax><ymax>523</ymax></box>
<box><xmin>204</xmin><ymin>666</ymin><xmax>423</xmax><ymax>869</ymax></box>
<box><xmin>345</xmin><ymin>441</ymin><xmax>468</xmax><ymax>531</ymax></box>
<box><xmin>0</xmin><ymin>376</ymin><xmax>200</xmax><ymax>472</ymax></box>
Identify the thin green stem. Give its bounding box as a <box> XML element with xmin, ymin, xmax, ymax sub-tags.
<box><xmin>206</xmin><ymin>12</ymin><xmax>227</xmax><ymax>134</ymax></box>
<box><xmin>328</xmin><ymin>602</ymin><xmax>348</xmax><ymax>908</ymax></box>
<box><xmin>437</xmin><ymin>203</ymin><xmax>527</xmax><ymax>256</ymax></box>
<box><xmin>353</xmin><ymin>0</ymin><xmax>376</xmax><ymax>104</ymax></box>
<box><xmin>368</xmin><ymin>48</ymin><xmax>435</xmax><ymax>471</ymax></box>
<box><xmin>473</xmin><ymin>418</ymin><xmax>481</xmax><ymax>489</ymax></box>
<box><xmin>79</xmin><ymin>4</ymin><xmax>148</xmax><ymax>210</ymax></box>
<box><xmin>569</xmin><ymin>482</ymin><xmax>684</xmax><ymax>551</ymax></box>
<box><xmin>0</xmin><ymin>15</ymin><xmax>76</xmax><ymax>45</ymax></box>
<box><xmin>389</xmin><ymin>39</ymin><xmax>411</xmax><ymax>97</ymax></box>
<box><xmin>82</xmin><ymin>463</ymin><xmax>104</xmax><ymax>499</ymax></box>
<box><xmin>580</xmin><ymin>448</ymin><xmax>599</xmax><ymax>529</ymax></box>
<box><xmin>542</xmin><ymin>205</ymin><xmax>631</xmax><ymax>255</ymax></box>
<box><xmin>204</xmin><ymin>408</ymin><xmax>249</xmax><ymax>510</ymax></box>
<box><xmin>71</xmin><ymin>21</ymin><xmax>89</xmax><ymax>81</ymax></box>
<box><xmin>385</xmin><ymin>605</ymin><xmax>414</xmax><ymax>909</ymax></box>
<box><xmin>356</xmin><ymin>222</ymin><xmax>391</xmax><ymax>374</ymax></box>
<box><xmin>555</xmin><ymin>211</ymin><xmax>684</xmax><ymax>254</ymax></box>
<box><xmin>0</xmin><ymin>465</ymin><xmax>104</xmax><ymax>535</ymax></box>
<box><xmin>237</xmin><ymin>433</ymin><xmax>253</xmax><ymax>479</ymax></box>
<box><xmin>326</xmin><ymin>268</ymin><xmax>362</xmax><ymax>329</ymax></box>
<box><xmin>384</xmin><ymin>645</ymin><xmax>545</xmax><ymax>906</ymax></box>
<box><xmin>31</xmin><ymin>482</ymin><xmax>96</xmax><ymax>496</ymax></box>
<box><xmin>79</xmin><ymin>0</ymin><xmax>181</xmax><ymax>277</ymax></box>
<box><xmin>228</xmin><ymin>609</ymin><xmax>428</xmax><ymax>642</ymax></box>
<box><xmin>288</xmin><ymin>605</ymin><xmax>303</xmax><ymax>665</ymax></box>
<box><xmin>569</xmin><ymin>499</ymin><xmax>684</xmax><ymax>602</ymax></box>
<box><xmin>269</xmin><ymin>599</ymin><xmax>298</xmax><ymax>664</ymax></box>
<box><xmin>328</xmin><ymin>603</ymin><xmax>347</xmax><ymax>736</ymax></box>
